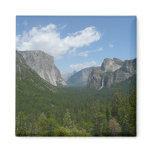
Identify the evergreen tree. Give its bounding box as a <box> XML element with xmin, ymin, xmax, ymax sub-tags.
<box><xmin>106</xmin><ymin>105</ymin><xmax>111</xmax><ymax>122</ymax></box>
<box><xmin>36</xmin><ymin>112</ymin><xmax>49</xmax><ymax>136</ymax></box>
<box><xmin>16</xmin><ymin>112</ymin><xmax>28</xmax><ymax>136</ymax></box>
<box><xmin>63</xmin><ymin>109</ymin><xmax>73</xmax><ymax>129</ymax></box>
<box><xmin>92</xmin><ymin>112</ymin><xmax>107</xmax><ymax>136</ymax></box>
<box><xmin>111</xmin><ymin>92</ymin><xmax>122</xmax><ymax>120</ymax></box>
<box><xmin>28</xmin><ymin>113</ymin><xmax>36</xmax><ymax>136</ymax></box>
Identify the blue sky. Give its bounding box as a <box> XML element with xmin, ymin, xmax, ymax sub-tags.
<box><xmin>16</xmin><ymin>16</ymin><xmax>136</xmax><ymax>72</ymax></box>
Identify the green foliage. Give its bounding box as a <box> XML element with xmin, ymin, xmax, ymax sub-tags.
<box><xmin>110</xmin><ymin>90</ymin><xmax>136</xmax><ymax>136</ymax></box>
<box><xmin>63</xmin><ymin>109</ymin><xmax>74</xmax><ymax>129</ymax></box>
<box><xmin>16</xmin><ymin>112</ymin><xmax>28</xmax><ymax>136</ymax></box>
<box><xmin>16</xmin><ymin>72</ymin><xmax>136</xmax><ymax>136</ymax></box>
<box><xmin>92</xmin><ymin>112</ymin><xmax>107</xmax><ymax>136</ymax></box>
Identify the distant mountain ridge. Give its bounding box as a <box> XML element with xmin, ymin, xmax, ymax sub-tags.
<box><xmin>87</xmin><ymin>58</ymin><xmax>136</xmax><ymax>89</ymax></box>
<box><xmin>61</xmin><ymin>71</ymin><xmax>75</xmax><ymax>81</ymax></box>
<box><xmin>66</xmin><ymin>67</ymin><xmax>95</xmax><ymax>87</ymax></box>
<box><xmin>18</xmin><ymin>50</ymin><xmax>66</xmax><ymax>86</ymax></box>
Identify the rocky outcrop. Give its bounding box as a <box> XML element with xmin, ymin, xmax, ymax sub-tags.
<box><xmin>16</xmin><ymin>51</ymin><xmax>31</xmax><ymax>80</ymax></box>
<box><xmin>87</xmin><ymin>67</ymin><xmax>103</xmax><ymax>89</ymax></box>
<box><xmin>87</xmin><ymin>58</ymin><xmax>136</xmax><ymax>89</ymax></box>
<box><xmin>113</xmin><ymin>59</ymin><xmax>136</xmax><ymax>83</ymax></box>
<box><xmin>18</xmin><ymin>50</ymin><xmax>66</xmax><ymax>86</ymax></box>
<box><xmin>16</xmin><ymin>51</ymin><xmax>57</xmax><ymax>94</ymax></box>
<box><xmin>67</xmin><ymin>67</ymin><xmax>94</xmax><ymax>86</ymax></box>
<box><xmin>101</xmin><ymin>58</ymin><xmax>121</xmax><ymax>72</ymax></box>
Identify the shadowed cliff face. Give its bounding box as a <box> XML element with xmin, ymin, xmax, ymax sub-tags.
<box><xmin>18</xmin><ymin>50</ymin><xmax>66</xmax><ymax>86</ymax></box>
<box><xmin>87</xmin><ymin>58</ymin><xmax>136</xmax><ymax>89</ymax></box>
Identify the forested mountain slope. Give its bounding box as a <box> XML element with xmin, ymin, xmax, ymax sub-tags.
<box><xmin>16</xmin><ymin>52</ymin><xmax>57</xmax><ymax>114</ymax></box>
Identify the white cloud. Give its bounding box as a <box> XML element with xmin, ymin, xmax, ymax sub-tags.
<box><xmin>16</xmin><ymin>24</ymin><xmax>101</xmax><ymax>59</ymax></box>
<box><xmin>69</xmin><ymin>48</ymin><xmax>77</xmax><ymax>56</ymax></box>
<box><xmin>69</xmin><ymin>61</ymin><xmax>97</xmax><ymax>71</ymax></box>
<box><xmin>78</xmin><ymin>51</ymin><xmax>89</xmax><ymax>57</ymax></box>
<box><xmin>78</xmin><ymin>47</ymin><xmax>103</xmax><ymax>57</ymax></box>
<box><xmin>109</xmin><ymin>44</ymin><xmax>114</xmax><ymax>48</ymax></box>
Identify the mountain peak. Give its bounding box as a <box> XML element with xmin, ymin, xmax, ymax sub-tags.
<box><xmin>101</xmin><ymin>58</ymin><xmax>121</xmax><ymax>72</ymax></box>
<box><xmin>18</xmin><ymin>50</ymin><xmax>66</xmax><ymax>86</ymax></box>
<box><xmin>67</xmin><ymin>67</ymin><xmax>94</xmax><ymax>87</ymax></box>
<box><xmin>88</xmin><ymin>58</ymin><xmax>136</xmax><ymax>89</ymax></box>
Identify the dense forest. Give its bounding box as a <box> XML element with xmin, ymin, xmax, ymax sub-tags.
<box><xmin>16</xmin><ymin>74</ymin><xmax>136</xmax><ymax>136</ymax></box>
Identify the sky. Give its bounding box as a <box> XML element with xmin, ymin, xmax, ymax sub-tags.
<box><xmin>16</xmin><ymin>16</ymin><xmax>136</xmax><ymax>72</ymax></box>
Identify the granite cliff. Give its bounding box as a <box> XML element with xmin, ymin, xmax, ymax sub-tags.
<box><xmin>18</xmin><ymin>50</ymin><xmax>66</xmax><ymax>86</ymax></box>
<box><xmin>87</xmin><ymin>58</ymin><xmax>136</xmax><ymax>89</ymax></box>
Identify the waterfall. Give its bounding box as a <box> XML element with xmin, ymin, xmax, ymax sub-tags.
<box><xmin>98</xmin><ymin>79</ymin><xmax>104</xmax><ymax>90</ymax></box>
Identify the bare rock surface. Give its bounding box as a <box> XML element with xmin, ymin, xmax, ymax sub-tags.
<box><xmin>87</xmin><ymin>58</ymin><xmax>136</xmax><ymax>89</ymax></box>
<box><xmin>18</xmin><ymin>50</ymin><xmax>66</xmax><ymax>86</ymax></box>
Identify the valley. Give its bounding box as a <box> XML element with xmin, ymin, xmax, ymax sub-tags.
<box><xmin>16</xmin><ymin>50</ymin><xmax>136</xmax><ymax>136</ymax></box>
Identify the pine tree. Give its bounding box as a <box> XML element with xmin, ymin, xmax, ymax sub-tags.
<box><xmin>111</xmin><ymin>92</ymin><xmax>122</xmax><ymax>120</ymax></box>
<box><xmin>63</xmin><ymin>109</ymin><xmax>73</xmax><ymax>129</ymax></box>
<box><xmin>92</xmin><ymin>112</ymin><xmax>107</xmax><ymax>136</ymax></box>
<box><xmin>16</xmin><ymin>112</ymin><xmax>28</xmax><ymax>136</ymax></box>
<box><xmin>36</xmin><ymin>112</ymin><xmax>48</xmax><ymax>136</ymax></box>
<box><xmin>28</xmin><ymin>113</ymin><xmax>36</xmax><ymax>136</ymax></box>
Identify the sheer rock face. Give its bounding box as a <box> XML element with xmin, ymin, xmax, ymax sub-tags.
<box><xmin>113</xmin><ymin>59</ymin><xmax>136</xmax><ymax>83</ymax></box>
<box><xmin>18</xmin><ymin>50</ymin><xmax>66</xmax><ymax>86</ymax></box>
<box><xmin>16</xmin><ymin>51</ymin><xmax>30</xmax><ymax>80</ymax></box>
<box><xmin>67</xmin><ymin>67</ymin><xmax>94</xmax><ymax>86</ymax></box>
<box><xmin>87</xmin><ymin>67</ymin><xmax>103</xmax><ymax>89</ymax></box>
<box><xmin>101</xmin><ymin>58</ymin><xmax>122</xmax><ymax>72</ymax></box>
<box><xmin>87</xmin><ymin>58</ymin><xmax>136</xmax><ymax>89</ymax></box>
<box><xmin>16</xmin><ymin>51</ymin><xmax>57</xmax><ymax>92</ymax></box>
